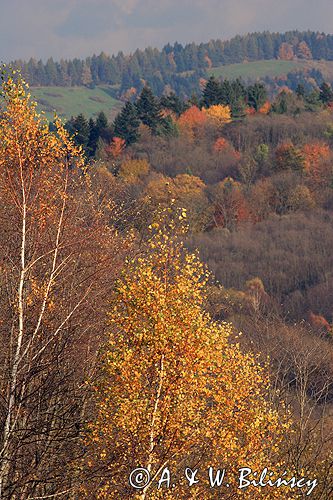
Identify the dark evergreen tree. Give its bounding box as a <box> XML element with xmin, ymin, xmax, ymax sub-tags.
<box><xmin>271</xmin><ymin>91</ymin><xmax>289</xmax><ymax>114</ymax></box>
<box><xmin>201</xmin><ymin>76</ymin><xmax>222</xmax><ymax>107</ymax></box>
<box><xmin>10</xmin><ymin>30</ymin><xmax>333</xmax><ymax>96</ymax></box>
<box><xmin>113</xmin><ymin>102</ymin><xmax>140</xmax><ymax>145</ymax></box>
<box><xmin>188</xmin><ymin>93</ymin><xmax>200</xmax><ymax>107</ymax></box>
<box><xmin>246</xmin><ymin>35</ymin><xmax>259</xmax><ymax>61</ymax></box>
<box><xmin>305</xmin><ymin>90</ymin><xmax>322</xmax><ymax>111</ymax></box>
<box><xmin>261</xmin><ymin>32</ymin><xmax>275</xmax><ymax>59</ymax></box>
<box><xmin>35</xmin><ymin>60</ymin><xmax>46</xmax><ymax>85</ymax></box>
<box><xmin>45</xmin><ymin>57</ymin><xmax>58</xmax><ymax>85</ymax></box>
<box><xmin>229</xmin><ymin>79</ymin><xmax>247</xmax><ymax>117</ymax></box>
<box><xmin>319</xmin><ymin>82</ymin><xmax>333</xmax><ymax>104</ymax></box>
<box><xmin>136</xmin><ymin>86</ymin><xmax>163</xmax><ymax>133</ymax></box>
<box><xmin>159</xmin><ymin>115</ymin><xmax>179</xmax><ymax>137</ymax></box>
<box><xmin>96</xmin><ymin>111</ymin><xmax>108</xmax><ymax>132</ymax></box>
<box><xmin>72</xmin><ymin>113</ymin><xmax>90</xmax><ymax>148</ymax></box>
<box><xmin>64</xmin><ymin>116</ymin><xmax>76</xmax><ymax>136</ymax></box>
<box><xmin>87</xmin><ymin>118</ymin><xmax>99</xmax><ymax>157</ymax></box>
<box><xmin>160</xmin><ymin>92</ymin><xmax>187</xmax><ymax>116</ymax></box>
<box><xmin>296</xmin><ymin>83</ymin><xmax>306</xmax><ymax>98</ymax></box>
<box><xmin>247</xmin><ymin>83</ymin><xmax>267</xmax><ymax>111</ymax></box>
<box><xmin>220</xmin><ymin>79</ymin><xmax>234</xmax><ymax>106</ymax></box>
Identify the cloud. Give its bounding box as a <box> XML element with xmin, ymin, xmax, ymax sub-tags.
<box><xmin>0</xmin><ymin>0</ymin><xmax>332</xmax><ymax>61</ymax></box>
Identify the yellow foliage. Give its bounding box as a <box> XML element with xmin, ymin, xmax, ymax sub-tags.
<box><xmin>204</xmin><ymin>104</ymin><xmax>232</xmax><ymax>126</ymax></box>
<box><xmin>0</xmin><ymin>69</ymin><xmax>130</xmax><ymax>496</ymax></box>
<box><xmin>144</xmin><ymin>174</ymin><xmax>211</xmax><ymax>231</ymax></box>
<box><xmin>144</xmin><ymin>173</ymin><xmax>205</xmax><ymax>203</ymax></box>
<box><xmin>119</xmin><ymin>158</ymin><xmax>150</xmax><ymax>182</ymax></box>
<box><xmin>84</xmin><ymin>215</ymin><xmax>291</xmax><ymax>498</ymax></box>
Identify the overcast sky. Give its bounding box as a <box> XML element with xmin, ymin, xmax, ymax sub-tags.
<box><xmin>1</xmin><ymin>0</ymin><xmax>332</xmax><ymax>61</ymax></box>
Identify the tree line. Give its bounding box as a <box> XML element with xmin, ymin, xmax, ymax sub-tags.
<box><xmin>10</xmin><ymin>30</ymin><xmax>333</xmax><ymax>96</ymax></box>
<box><xmin>64</xmin><ymin>77</ymin><xmax>333</xmax><ymax>158</ymax></box>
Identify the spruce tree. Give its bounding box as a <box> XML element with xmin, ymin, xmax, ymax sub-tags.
<box><xmin>72</xmin><ymin>113</ymin><xmax>90</xmax><ymax>148</ymax></box>
<box><xmin>160</xmin><ymin>92</ymin><xmax>186</xmax><ymax>116</ymax></box>
<box><xmin>96</xmin><ymin>111</ymin><xmax>112</xmax><ymax>142</ymax></box>
<box><xmin>296</xmin><ymin>83</ymin><xmax>306</xmax><ymax>99</ymax></box>
<box><xmin>113</xmin><ymin>102</ymin><xmax>140</xmax><ymax>145</ymax></box>
<box><xmin>87</xmin><ymin>118</ymin><xmax>99</xmax><ymax>157</ymax></box>
<box><xmin>96</xmin><ymin>111</ymin><xmax>108</xmax><ymax>131</ymax></box>
<box><xmin>136</xmin><ymin>85</ymin><xmax>163</xmax><ymax>133</ymax></box>
<box><xmin>230</xmin><ymin>78</ymin><xmax>247</xmax><ymax>117</ymax></box>
<box><xmin>247</xmin><ymin>83</ymin><xmax>267</xmax><ymax>111</ymax></box>
<box><xmin>201</xmin><ymin>76</ymin><xmax>222</xmax><ymax>107</ymax></box>
<box><xmin>220</xmin><ymin>79</ymin><xmax>234</xmax><ymax>106</ymax></box>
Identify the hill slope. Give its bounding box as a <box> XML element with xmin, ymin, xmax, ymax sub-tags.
<box><xmin>208</xmin><ymin>59</ymin><xmax>304</xmax><ymax>80</ymax></box>
<box><xmin>209</xmin><ymin>59</ymin><xmax>333</xmax><ymax>82</ymax></box>
<box><xmin>31</xmin><ymin>85</ymin><xmax>122</xmax><ymax>120</ymax></box>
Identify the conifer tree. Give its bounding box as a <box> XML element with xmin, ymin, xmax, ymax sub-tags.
<box><xmin>87</xmin><ymin>117</ymin><xmax>99</xmax><ymax>156</ymax></box>
<box><xmin>160</xmin><ymin>92</ymin><xmax>186</xmax><ymax>116</ymax></box>
<box><xmin>319</xmin><ymin>82</ymin><xmax>333</xmax><ymax>104</ymax></box>
<box><xmin>73</xmin><ymin>113</ymin><xmax>90</xmax><ymax>148</ymax></box>
<box><xmin>296</xmin><ymin>83</ymin><xmax>306</xmax><ymax>99</ymax></box>
<box><xmin>247</xmin><ymin>83</ymin><xmax>268</xmax><ymax>111</ymax></box>
<box><xmin>201</xmin><ymin>76</ymin><xmax>222</xmax><ymax>107</ymax></box>
<box><xmin>220</xmin><ymin>79</ymin><xmax>234</xmax><ymax>105</ymax></box>
<box><xmin>136</xmin><ymin>85</ymin><xmax>163</xmax><ymax>133</ymax></box>
<box><xmin>113</xmin><ymin>101</ymin><xmax>140</xmax><ymax>145</ymax></box>
<box><xmin>96</xmin><ymin>110</ymin><xmax>108</xmax><ymax>131</ymax></box>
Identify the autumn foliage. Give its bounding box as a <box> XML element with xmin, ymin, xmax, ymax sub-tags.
<box><xmin>210</xmin><ymin>177</ymin><xmax>251</xmax><ymax>229</ymax></box>
<box><xmin>142</xmin><ymin>173</ymin><xmax>211</xmax><ymax>230</ymax></box>
<box><xmin>274</xmin><ymin>142</ymin><xmax>305</xmax><ymax>171</ymax></box>
<box><xmin>2</xmin><ymin>64</ymin><xmax>333</xmax><ymax>499</ymax></box>
<box><xmin>0</xmin><ymin>70</ymin><xmax>126</xmax><ymax>497</ymax></box>
<box><xmin>84</xmin><ymin>214</ymin><xmax>289</xmax><ymax>498</ymax></box>
<box><xmin>258</xmin><ymin>100</ymin><xmax>271</xmax><ymax>114</ymax></box>
<box><xmin>204</xmin><ymin>103</ymin><xmax>232</xmax><ymax>126</ymax></box>
<box><xmin>178</xmin><ymin>105</ymin><xmax>207</xmax><ymax>127</ymax></box>
<box><xmin>105</xmin><ymin>136</ymin><xmax>126</xmax><ymax>159</ymax></box>
<box><xmin>302</xmin><ymin>141</ymin><xmax>331</xmax><ymax>183</ymax></box>
<box><xmin>119</xmin><ymin>158</ymin><xmax>150</xmax><ymax>182</ymax></box>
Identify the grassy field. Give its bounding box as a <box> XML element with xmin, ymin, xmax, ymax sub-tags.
<box><xmin>208</xmin><ymin>59</ymin><xmax>306</xmax><ymax>80</ymax></box>
<box><xmin>30</xmin><ymin>85</ymin><xmax>123</xmax><ymax>121</ymax></box>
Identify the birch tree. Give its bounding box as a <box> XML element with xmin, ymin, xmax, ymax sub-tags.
<box><xmin>85</xmin><ymin>214</ymin><xmax>290</xmax><ymax>499</ymax></box>
<box><xmin>0</xmin><ymin>71</ymin><xmax>125</xmax><ymax>498</ymax></box>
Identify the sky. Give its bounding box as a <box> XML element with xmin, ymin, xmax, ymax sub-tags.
<box><xmin>1</xmin><ymin>0</ymin><xmax>332</xmax><ymax>61</ymax></box>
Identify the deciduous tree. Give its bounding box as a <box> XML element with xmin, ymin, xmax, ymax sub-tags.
<box><xmin>0</xmin><ymin>71</ymin><xmax>126</xmax><ymax>498</ymax></box>
<box><xmin>85</xmin><ymin>216</ymin><xmax>289</xmax><ymax>498</ymax></box>
<box><xmin>204</xmin><ymin>103</ymin><xmax>231</xmax><ymax>127</ymax></box>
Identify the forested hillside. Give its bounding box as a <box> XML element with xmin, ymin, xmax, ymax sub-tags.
<box><xmin>65</xmin><ymin>78</ymin><xmax>333</xmax><ymax>498</ymax></box>
<box><xmin>70</xmin><ymin>76</ymin><xmax>333</xmax><ymax>330</ymax></box>
<box><xmin>2</xmin><ymin>33</ymin><xmax>333</xmax><ymax>497</ymax></box>
<box><xmin>0</xmin><ymin>72</ymin><xmax>301</xmax><ymax>498</ymax></box>
<box><xmin>11</xmin><ymin>31</ymin><xmax>333</xmax><ymax>97</ymax></box>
